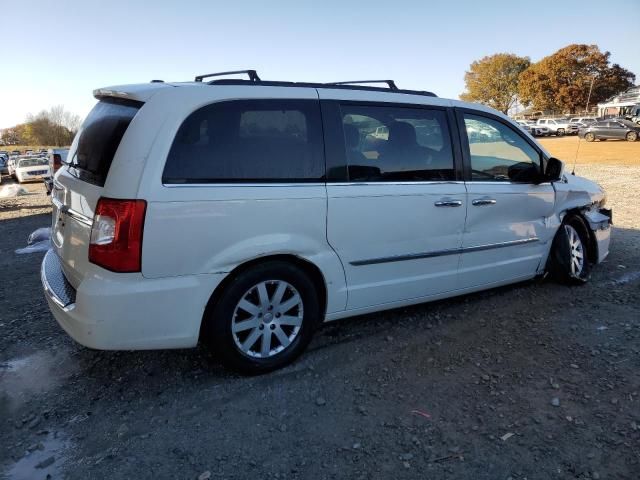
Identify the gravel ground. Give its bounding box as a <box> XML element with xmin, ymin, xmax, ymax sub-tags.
<box><xmin>1</xmin><ymin>167</ymin><xmax>639</xmax><ymax>480</ymax></box>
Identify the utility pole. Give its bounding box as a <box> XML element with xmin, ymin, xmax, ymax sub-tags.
<box><xmin>585</xmin><ymin>75</ymin><xmax>596</xmax><ymax>114</ymax></box>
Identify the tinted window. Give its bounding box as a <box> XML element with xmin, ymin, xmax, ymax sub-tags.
<box><xmin>70</xmin><ymin>98</ymin><xmax>142</xmax><ymax>186</ymax></box>
<box><xmin>339</xmin><ymin>104</ymin><xmax>454</xmax><ymax>181</ymax></box>
<box><xmin>163</xmin><ymin>100</ymin><xmax>324</xmax><ymax>183</ymax></box>
<box><xmin>463</xmin><ymin>114</ymin><xmax>541</xmax><ymax>182</ymax></box>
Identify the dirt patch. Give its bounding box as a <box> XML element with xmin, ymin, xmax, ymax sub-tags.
<box><xmin>0</xmin><ymin>167</ymin><xmax>638</xmax><ymax>479</ymax></box>
<box><xmin>539</xmin><ymin>136</ymin><xmax>640</xmax><ymax>166</ymax></box>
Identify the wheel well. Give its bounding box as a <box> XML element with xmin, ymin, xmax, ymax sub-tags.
<box><xmin>200</xmin><ymin>254</ymin><xmax>328</xmax><ymax>338</ymax></box>
<box><xmin>563</xmin><ymin>209</ymin><xmax>598</xmax><ymax>264</ymax></box>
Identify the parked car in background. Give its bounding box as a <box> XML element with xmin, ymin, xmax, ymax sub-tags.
<box><xmin>569</xmin><ymin>117</ymin><xmax>597</xmax><ymax>125</ymax></box>
<box><xmin>536</xmin><ymin>118</ymin><xmax>576</xmax><ymax>136</ymax></box>
<box><xmin>579</xmin><ymin>119</ymin><xmax>640</xmax><ymax>142</ymax></box>
<box><xmin>0</xmin><ymin>154</ymin><xmax>8</xmax><ymax>175</ymax></box>
<box><xmin>15</xmin><ymin>157</ymin><xmax>52</xmax><ymax>183</ymax></box>
<box><xmin>516</xmin><ymin>120</ymin><xmax>550</xmax><ymax>137</ymax></box>
<box><xmin>7</xmin><ymin>156</ymin><xmax>19</xmax><ymax>176</ymax></box>
<box><xmin>41</xmin><ymin>71</ymin><xmax>612</xmax><ymax>373</ymax></box>
<box><xmin>43</xmin><ymin>148</ymin><xmax>70</xmax><ymax>194</ymax></box>
<box><xmin>48</xmin><ymin>148</ymin><xmax>69</xmax><ymax>173</ymax></box>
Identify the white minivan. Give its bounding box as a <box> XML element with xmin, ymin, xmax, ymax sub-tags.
<box><xmin>42</xmin><ymin>70</ymin><xmax>612</xmax><ymax>373</ymax></box>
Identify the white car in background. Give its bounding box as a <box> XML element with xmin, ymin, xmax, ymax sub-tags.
<box><xmin>41</xmin><ymin>70</ymin><xmax>612</xmax><ymax>373</ymax></box>
<box><xmin>516</xmin><ymin>120</ymin><xmax>550</xmax><ymax>137</ymax></box>
<box><xmin>536</xmin><ymin>118</ymin><xmax>578</xmax><ymax>136</ymax></box>
<box><xmin>15</xmin><ymin>157</ymin><xmax>51</xmax><ymax>183</ymax></box>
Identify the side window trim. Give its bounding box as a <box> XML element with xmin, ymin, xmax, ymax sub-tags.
<box><xmin>321</xmin><ymin>100</ymin><xmax>463</xmax><ymax>183</ymax></box>
<box><xmin>454</xmin><ymin>107</ymin><xmax>545</xmax><ymax>183</ymax></box>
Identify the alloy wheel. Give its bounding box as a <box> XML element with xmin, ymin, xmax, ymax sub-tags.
<box><xmin>231</xmin><ymin>280</ymin><xmax>304</xmax><ymax>358</ymax></box>
<box><xmin>565</xmin><ymin>224</ymin><xmax>584</xmax><ymax>277</ymax></box>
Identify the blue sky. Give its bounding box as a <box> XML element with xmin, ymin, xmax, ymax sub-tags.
<box><xmin>1</xmin><ymin>0</ymin><xmax>638</xmax><ymax>128</ymax></box>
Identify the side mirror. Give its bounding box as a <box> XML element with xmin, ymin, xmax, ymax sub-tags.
<box><xmin>545</xmin><ymin>157</ymin><xmax>563</xmax><ymax>182</ymax></box>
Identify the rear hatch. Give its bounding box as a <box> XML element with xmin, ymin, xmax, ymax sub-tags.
<box><xmin>51</xmin><ymin>97</ymin><xmax>143</xmax><ymax>288</ymax></box>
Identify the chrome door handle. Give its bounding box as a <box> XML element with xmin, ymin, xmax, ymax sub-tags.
<box><xmin>472</xmin><ymin>198</ymin><xmax>497</xmax><ymax>206</ymax></box>
<box><xmin>434</xmin><ymin>200</ymin><xmax>463</xmax><ymax>207</ymax></box>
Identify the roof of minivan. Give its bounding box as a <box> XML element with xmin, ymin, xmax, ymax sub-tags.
<box><xmin>94</xmin><ymin>81</ymin><xmax>543</xmax><ymax>153</ymax></box>
<box><xmin>93</xmin><ymin>81</ymin><xmax>503</xmax><ymax>117</ymax></box>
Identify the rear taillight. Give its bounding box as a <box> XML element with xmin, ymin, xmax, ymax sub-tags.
<box><xmin>89</xmin><ymin>198</ymin><xmax>147</xmax><ymax>272</ymax></box>
<box><xmin>53</xmin><ymin>154</ymin><xmax>62</xmax><ymax>171</ymax></box>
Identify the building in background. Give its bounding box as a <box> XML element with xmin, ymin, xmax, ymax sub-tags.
<box><xmin>597</xmin><ymin>86</ymin><xmax>640</xmax><ymax>121</ymax></box>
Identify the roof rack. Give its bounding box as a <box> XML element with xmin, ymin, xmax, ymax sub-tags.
<box><xmin>327</xmin><ymin>80</ymin><xmax>398</xmax><ymax>90</ymax></box>
<box><xmin>194</xmin><ymin>69</ymin><xmax>261</xmax><ymax>83</ymax></box>
<box><xmin>195</xmin><ymin>69</ymin><xmax>436</xmax><ymax>97</ymax></box>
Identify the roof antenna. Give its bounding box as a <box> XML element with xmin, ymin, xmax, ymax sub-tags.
<box><xmin>573</xmin><ymin>74</ymin><xmax>596</xmax><ymax>175</ymax></box>
<box><xmin>571</xmin><ymin>136</ymin><xmax>582</xmax><ymax>175</ymax></box>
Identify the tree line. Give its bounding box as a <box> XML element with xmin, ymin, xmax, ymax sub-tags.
<box><xmin>460</xmin><ymin>44</ymin><xmax>636</xmax><ymax>114</ymax></box>
<box><xmin>1</xmin><ymin>106</ymin><xmax>81</xmax><ymax>146</ymax></box>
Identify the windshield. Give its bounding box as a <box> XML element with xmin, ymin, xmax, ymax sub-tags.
<box><xmin>18</xmin><ymin>158</ymin><xmax>48</xmax><ymax>168</ymax></box>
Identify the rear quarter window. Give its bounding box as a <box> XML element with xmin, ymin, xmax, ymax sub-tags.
<box><xmin>163</xmin><ymin>99</ymin><xmax>324</xmax><ymax>183</ymax></box>
<box><xmin>68</xmin><ymin>98</ymin><xmax>143</xmax><ymax>186</ymax></box>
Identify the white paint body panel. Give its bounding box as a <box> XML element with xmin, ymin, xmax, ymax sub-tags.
<box><xmin>41</xmin><ymin>82</ymin><xmax>611</xmax><ymax>351</ymax></box>
<box><xmin>460</xmin><ymin>182</ymin><xmax>556</xmax><ymax>288</ymax></box>
<box><xmin>326</xmin><ymin>182</ymin><xmax>466</xmax><ymax>309</ymax></box>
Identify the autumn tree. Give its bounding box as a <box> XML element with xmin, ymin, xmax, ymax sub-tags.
<box><xmin>460</xmin><ymin>53</ymin><xmax>531</xmax><ymax>114</ymax></box>
<box><xmin>518</xmin><ymin>44</ymin><xmax>635</xmax><ymax>113</ymax></box>
<box><xmin>23</xmin><ymin>105</ymin><xmax>80</xmax><ymax>146</ymax></box>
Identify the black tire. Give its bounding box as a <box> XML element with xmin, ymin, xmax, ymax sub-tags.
<box><xmin>600</xmin><ymin>138</ymin><xmax>607</xmax><ymax>141</ymax></box>
<box><xmin>626</xmin><ymin>131</ymin><xmax>638</xmax><ymax>142</ymax></box>
<box><xmin>203</xmin><ymin>261</ymin><xmax>321</xmax><ymax>374</ymax></box>
<box><xmin>548</xmin><ymin>215</ymin><xmax>592</xmax><ymax>285</ymax></box>
<box><xmin>584</xmin><ymin>132</ymin><xmax>595</xmax><ymax>142</ymax></box>
<box><xmin>556</xmin><ymin>129</ymin><xmax>565</xmax><ymax>137</ymax></box>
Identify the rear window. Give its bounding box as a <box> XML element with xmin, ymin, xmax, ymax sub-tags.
<box><xmin>163</xmin><ymin>99</ymin><xmax>324</xmax><ymax>183</ymax></box>
<box><xmin>68</xmin><ymin>98</ymin><xmax>142</xmax><ymax>186</ymax></box>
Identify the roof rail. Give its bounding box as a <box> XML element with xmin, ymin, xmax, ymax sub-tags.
<box><xmin>195</xmin><ymin>69</ymin><xmax>261</xmax><ymax>83</ymax></box>
<box><xmin>328</xmin><ymin>80</ymin><xmax>398</xmax><ymax>90</ymax></box>
<box><xmin>200</xmin><ymin>78</ymin><xmax>437</xmax><ymax>98</ymax></box>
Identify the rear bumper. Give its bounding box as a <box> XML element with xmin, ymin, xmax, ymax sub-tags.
<box><xmin>41</xmin><ymin>250</ymin><xmax>226</xmax><ymax>350</ymax></box>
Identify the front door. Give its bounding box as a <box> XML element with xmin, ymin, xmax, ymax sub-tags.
<box><xmin>456</xmin><ymin>110</ymin><xmax>556</xmax><ymax>289</ymax></box>
<box><xmin>321</xmin><ymin>99</ymin><xmax>467</xmax><ymax>310</ymax></box>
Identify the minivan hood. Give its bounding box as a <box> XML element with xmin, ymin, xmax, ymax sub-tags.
<box><xmin>554</xmin><ymin>171</ymin><xmax>606</xmax><ymax>209</ymax></box>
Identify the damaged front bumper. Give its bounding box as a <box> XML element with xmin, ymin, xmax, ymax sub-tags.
<box><xmin>584</xmin><ymin>208</ymin><xmax>612</xmax><ymax>263</ymax></box>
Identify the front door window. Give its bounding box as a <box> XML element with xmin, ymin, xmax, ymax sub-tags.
<box><xmin>463</xmin><ymin>114</ymin><xmax>541</xmax><ymax>182</ymax></box>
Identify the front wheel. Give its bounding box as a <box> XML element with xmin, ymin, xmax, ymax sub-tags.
<box><xmin>556</xmin><ymin>129</ymin><xmax>565</xmax><ymax>137</ymax></box>
<box><xmin>626</xmin><ymin>131</ymin><xmax>638</xmax><ymax>142</ymax></box>
<box><xmin>548</xmin><ymin>215</ymin><xmax>592</xmax><ymax>285</ymax></box>
<box><xmin>203</xmin><ymin>261</ymin><xmax>321</xmax><ymax>374</ymax></box>
<box><xmin>584</xmin><ymin>132</ymin><xmax>595</xmax><ymax>142</ymax></box>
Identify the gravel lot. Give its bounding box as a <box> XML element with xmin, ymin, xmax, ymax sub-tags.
<box><xmin>1</xmin><ymin>165</ymin><xmax>639</xmax><ymax>480</ymax></box>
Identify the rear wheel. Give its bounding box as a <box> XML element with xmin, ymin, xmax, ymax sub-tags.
<box><xmin>556</xmin><ymin>129</ymin><xmax>565</xmax><ymax>137</ymax></box>
<box><xmin>626</xmin><ymin>131</ymin><xmax>638</xmax><ymax>142</ymax></box>
<box><xmin>203</xmin><ymin>261</ymin><xmax>321</xmax><ymax>374</ymax></box>
<box><xmin>549</xmin><ymin>215</ymin><xmax>592</xmax><ymax>285</ymax></box>
<box><xmin>584</xmin><ymin>132</ymin><xmax>595</xmax><ymax>142</ymax></box>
